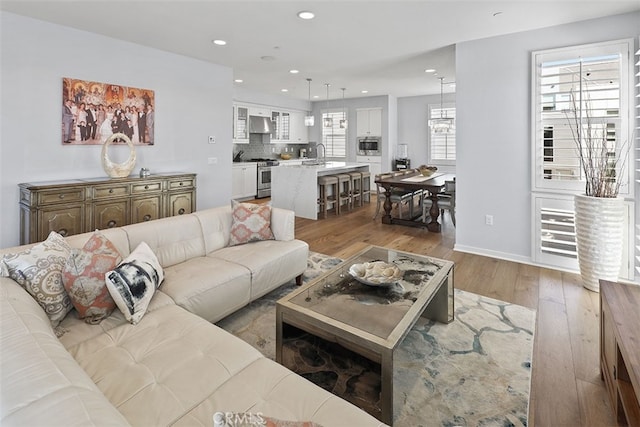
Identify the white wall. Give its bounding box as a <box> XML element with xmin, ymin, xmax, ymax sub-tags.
<box><xmin>0</xmin><ymin>12</ymin><xmax>234</xmax><ymax>248</ymax></box>
<box><xmin>455</xmin><ymin>11</ymin><xmax>639</xmax><ymax>263</ymax></box>
<box><xmin>398</xmin><ymin>93</ymin><xmax>456</xmax><ymax>171</ymax></box>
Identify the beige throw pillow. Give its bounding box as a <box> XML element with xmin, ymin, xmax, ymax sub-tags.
<box><xmin>1</xmin><ymin>231</ymin><xmax>72</xmax><ymax>326</ymax></box>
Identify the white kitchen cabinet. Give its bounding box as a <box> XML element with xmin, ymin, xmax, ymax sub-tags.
<box><xmin>356</xmin><ymin>108</ymin><xmax>382</xmax><ymax>137</ymax></box>
<box><xmin>233</xmin><ymin>104</ymin><xmax>249</xmax><ymax>144</ymax></box>
<box><xmin>248</xmin><ymin>107</ymin><xmax>270</xmax><ymax>117</ymax></box>
<box><xmin>288</xmin><ymin>111</ymin><xmax>308</xmax><ymax>144</ymax></box>
<box><xmin>356</xmin><ymin>155</ymin><xmax>382</xmax><ymax>190</ymax></box>
<box><xmin>271</xmin><ymin>110</ymin><xmax>290</xmax><ymax>142</ymax></box>
<box><xmin>232</xmin><ymin>163</ymin><xmax>257</xmax><ymax>200</ymax></box>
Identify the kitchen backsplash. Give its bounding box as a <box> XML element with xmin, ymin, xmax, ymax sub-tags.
<box><xmin>233</xmin><ymin>139</ymin><xmax>310</xmax><ymax>161</ymax></box>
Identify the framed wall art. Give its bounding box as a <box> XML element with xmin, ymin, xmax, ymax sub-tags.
<box><xmin>62</xmin><ymin>77</ymin><xmax>155</xmax><ymax>145</ymax></box>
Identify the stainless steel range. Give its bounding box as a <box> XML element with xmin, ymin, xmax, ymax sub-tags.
<box><xmin>250</xmin><ymin>158</ymin><xmax>279</xmax><ymax>198</ymax></box>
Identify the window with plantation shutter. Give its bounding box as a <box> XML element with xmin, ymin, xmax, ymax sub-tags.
<box><xmin>533</xmin><ymin>40</ymin><xmax>631</xmax><ymax>194</ymax></box>
<box><xmin>322</xmin><ymin>109</ymin><xmax>347</xmax><ymax>158</ymax></box>
<box><xmin>531</xmin><ymin>39</ymin><xmax>634</xmax><ymax>277</ymax></box>
<box><xmin>428</xmin><ymin>104</ymin><xmax>456</xmax><ymax>163</ymax></box>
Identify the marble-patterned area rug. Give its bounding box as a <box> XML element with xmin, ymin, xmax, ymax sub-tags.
<box><xmin>217</xmin><ymin>252</ymin><xmax>536</xmax><ymax>427</ymax></box>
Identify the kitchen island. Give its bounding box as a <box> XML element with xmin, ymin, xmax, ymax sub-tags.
<box><xmin>271</xmin><ymin>161</ymin><xmax>369</xmax><ymax>220</ymax></box>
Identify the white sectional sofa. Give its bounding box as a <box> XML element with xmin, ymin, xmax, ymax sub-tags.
<box><xmin>0</xmin><ymin>205</ymin><xmax>384</xmax><ymax>426</ymax></box>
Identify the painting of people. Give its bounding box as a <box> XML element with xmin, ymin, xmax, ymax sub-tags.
<box><xmin>62</xmin><ymin>77</ymin><xmax>155</xmax><ymax>145</ymax></box>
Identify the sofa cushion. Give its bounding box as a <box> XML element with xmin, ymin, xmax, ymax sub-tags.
<box><xmin>64</xmin><ymin>303</ymin><xmax>264</xmax><ymax>426</ymax></box>
<box><xmin>173</xmin><ymin>358</ymin><xmax>384</xmax><ymax>427</ymax></box>
<box><xmin>105</xmin><ymin>242</ymin><xmax>164</xmax><ymax>325</ymax></box>
<box><xmin>211</xmin><ymin>239</ymin><xmax>309</xmax><ymax>300</ymax></box>
<box><xmin>193</xmin><ymin>206</ymin><xmax>233</xmax><ymax>253</ymax></box>
<box><xmin>229</xmin><ymin>200</ymin><xmax>275</xmax><ymax>246</ymax></box>
<box><xmin>1</xmin><ymin>231</ymin><xmax>72</xmax><ymax>327</ymax></box>
<box><xmin>122</xmin><ymin>214</ymin><xmax>206</xmax><ymax>268</ymax></box>
<box><xmin>62</xmin><ymin>231</ymin><xmax>121</xmax><ymax>324</ymax></box>
<box><xmin>58</xmin><ymin>291</ymin><xmax>175</xmax><ymax>351</ymax></box>
<box><xmin>0</xmin><ymin>278</ymin><xmax>129</xmax><ymax>426</ymax></box>
<box><xmin>161</xmin><ymin>257</ymin><xmax>251</xmax><ymax>323</ymax></box>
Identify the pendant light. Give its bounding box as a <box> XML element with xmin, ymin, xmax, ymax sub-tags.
<box><xmin>429</xmin><ymin>77</ymin><xmax>454</xmax><ymax>133</ymax></box>
<box><xmin>323</xmin><ymin>83</ymin><xmax>333</xmax><ymax>127</ymax></box>
<box><xmin>339</xmin><ymin>88</ymin><xmax>348</xmax><ymax>129</ymax></box>
<box><xmin>304</xmin><ymin>78</ymin><xmax>314</xmax><ymax>126</ymax></box>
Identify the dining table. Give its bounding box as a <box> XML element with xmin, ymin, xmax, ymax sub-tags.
<box><xmin>374</xmin><ymin>172</ymin><xmax>456</xmax><ymax>232</ymax></box>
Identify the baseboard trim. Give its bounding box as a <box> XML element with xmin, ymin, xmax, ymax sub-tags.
<box><xmin>453</xmin><ymin>244</ymin><xmax>580</xmax><ymax>275</ymax></box>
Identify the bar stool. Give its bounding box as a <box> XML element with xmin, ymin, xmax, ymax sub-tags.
<box><xmin>348</xmin><ymin>171</ymin><xmax>363</xmax><ymax>208</ymax></box>
<box><xmin>335</xmin><ymin>173</ymin><xmax>351</xmax><ymax>214</ymax></box>
<box><xmin>360</xmin><ymin>171</ymin><xmax>371</xmax><ymax>203</ymax></box>
<box><xmin>317</xmin><ymin>175</ymin><xmax>339</xmax><ymax>218</ymax></box>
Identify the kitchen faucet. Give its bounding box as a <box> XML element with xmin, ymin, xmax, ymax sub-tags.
<box><xmin>316</xmin><ymin>143</ymin><xmax>326</xmax><ymax>164</ymax></box>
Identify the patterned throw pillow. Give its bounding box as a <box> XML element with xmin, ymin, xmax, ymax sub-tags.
<box><xmin>62</xmin><ymin>231</ymin><xmax>121</xmax><ymax>324</ymax></box>
<box><xmin>105</xmin><ymin>241</ymin><xmax>164</xmax><ymax>325</ymax></box>
<box><xmin>1</xmin><ymin>231</ymin><xmax>72</xmax><ymax>326</ymax></box>
<box><xmin>229</xmin><ymin>200</ymin><xmax>275</xmax><ymax>246</ymax></box>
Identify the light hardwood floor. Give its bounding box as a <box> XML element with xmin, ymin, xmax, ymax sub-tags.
<box><xmin>276</xmin><ymin>196</ymin><xmax>616</xmax><ymax>426</ymax></box>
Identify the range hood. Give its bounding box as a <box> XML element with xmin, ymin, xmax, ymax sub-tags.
<box><xmin>249</xmin><ymin>116</ymin><xmax>274</xmax><ymax>134</ymax></box>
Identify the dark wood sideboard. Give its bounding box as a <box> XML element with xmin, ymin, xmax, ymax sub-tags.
<box><xmin>19</xmin><ymin>172</ymin><xmax>196</xmax><ymax>244</ymax></box>
<box><xmin>600</xmin><ymin>280</ymin><xmax>640</xmax><ymax>425</ymax></box>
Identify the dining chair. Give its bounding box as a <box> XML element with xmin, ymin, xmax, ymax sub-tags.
<box><xmin>373</xmin><ymin>173</ymin><xmax>416</xmax><ymax>220</ymax></box>
<box><xmin>422</xmin><ymin>179</ymin><xmax>456</xmax><ymax>226</ymax></box>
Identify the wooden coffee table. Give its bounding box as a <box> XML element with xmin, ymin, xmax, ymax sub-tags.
<box><xmin>276</xmin><ymin>245</ymin><xmax>454</xmax><ymax>424</ymax></box>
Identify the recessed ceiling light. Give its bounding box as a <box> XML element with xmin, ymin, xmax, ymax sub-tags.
<box><xmin>361</xmin><ymin>90</ymin><xmax>369</xmax><ymax>94</ymax></box>
<box><xmin>234</xmin><ymin>79</ymin><xmax>243</xmax><ymax>83</ymax></box>
<box><xmin>424</xmin><ymin>69</ymin><xmax>436</xmax><ymax>73</ymax></box>
<box><xmin>261</xmin><ymin>55</ymin><xmax>276</xmax><ymax>61</ymax></box>
<box><xmin>313</xmin><ymin>95</ymin><xmax>319</xmax><ymax>99</ymax></box>
<box><xmin>297</xmin><ymin>11</ymin><xmax>315</xmax><ymax>20</ymax></box>
<box><xmin>289</xmin><ymin>69</ymin><xmax>299</xmax><ymax>74</ymax></box>
<box><xmin>212</xmin><ymin>39</ymin><xmax>227</xmax><ymax>46</ymax></box>
<box><xmin>281</xmin><ymin>89</ymin><xmax>288</xmax><ymax>92</ymax></box>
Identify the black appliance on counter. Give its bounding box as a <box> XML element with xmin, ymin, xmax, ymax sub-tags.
<box><xmin>249</xmin><ymin>158</ymin><xmax>280</xmax><ymax>198</ymax></box>
<box><xmin>393</xmin><ymin>158</ymin><xmax>411</xmax><ymax>171</ymax></box>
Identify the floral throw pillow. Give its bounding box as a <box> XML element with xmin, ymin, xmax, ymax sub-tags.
<box><xmin>62</xmin><ymin>231</ymin><xmax>122</xmax><ymax>324</ymax></box>
<box><xmin>1</xmin><ymin>231</ymin><xmax>72</xmax><ymax>326</ymax></box>
<box><xmin>229</xmin><ymin>200</ymin><xmax>275</xmax><ymax>246</ymax></box>
<box><xmin>105</xmin><ymin>241</ymin><xmax>164</xmax><ymax>325</ymax></box>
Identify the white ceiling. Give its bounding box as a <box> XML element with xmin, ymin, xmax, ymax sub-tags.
<box><xmin>2</xmin><ymin>1</ymin><xmax>639</xmax><ymax>100</ymax></box>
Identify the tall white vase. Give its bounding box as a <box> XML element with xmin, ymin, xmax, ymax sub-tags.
<box><xmin>574</xmin><ymin>194</ymin><xmax>625</xmax><ymax>292</ymax></box>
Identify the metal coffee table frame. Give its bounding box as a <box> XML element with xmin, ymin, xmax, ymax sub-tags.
<box><xmin>276</xmin><ymin>245</ymin><xmax>454</xmax><ymax>424</ymax></box>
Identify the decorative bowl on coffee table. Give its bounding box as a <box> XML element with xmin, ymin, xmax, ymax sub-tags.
<box><xmin>348</xmin><ymin>261</ymin><xmax>403</xmax><ymax>286</ymax></box>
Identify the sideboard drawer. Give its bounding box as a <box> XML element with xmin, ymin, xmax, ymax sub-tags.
<box><xmin>93</xmin><ymin>184</ymin><xmax>130</xmax><ymax>199</ymax></box>
<box><xmin>37</xmin><ymin>188</ymin><xmax>85</xmax><ymax>205</ymax></box>
<box><xmin>169</xmin><ymin>178</ymin><xmax>195</xmax><ymax>190</ymax></box>
<box><xmin>132</xmin><ymin>181</ymin><xmax>162</xmax><ymax>193</ymax></box>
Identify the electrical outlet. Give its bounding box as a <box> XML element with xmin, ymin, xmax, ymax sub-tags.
<box><xmin>485</xmin><ymin>215</ymin><xmax>494</xmax><ymax>226</ymax></box>
<box><xmin>207</xmin><ymin>157</ymin><xmax>217</xmax><ymax>165</ymax></box>
<box><xmin>208</xmin><ymin>136</ymin><xmax>215</xmax><ymax>144</ymax></box>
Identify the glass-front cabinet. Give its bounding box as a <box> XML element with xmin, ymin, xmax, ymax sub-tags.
<box><xmin>233</xmin><ymin>104</ymin><xmax>249</xmax><ymax>144</ymax></box>
<box><xmin>271</xmin><ymin>110</ymin><xmax>290</xmax><ymax>142</ymax></box>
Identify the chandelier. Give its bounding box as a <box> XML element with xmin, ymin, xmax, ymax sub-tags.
<box><xmin>304</xmin><ymin>78</ymin><xmax>314</xmax><ymax>126</ymax></box>
<box><xmin>323</xmin><ymin>83</ymin><xmax>333</xmax><ymax>127</ymax></box>
<box><xmin>429</xmin><ymin>77</ymin><xmax>454</xmax><ymax>133</ymax></box>
<box><xmin>339</xmin><ymin>88</ymin><xmax>348</xmax><ymax>129</ymax></box>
